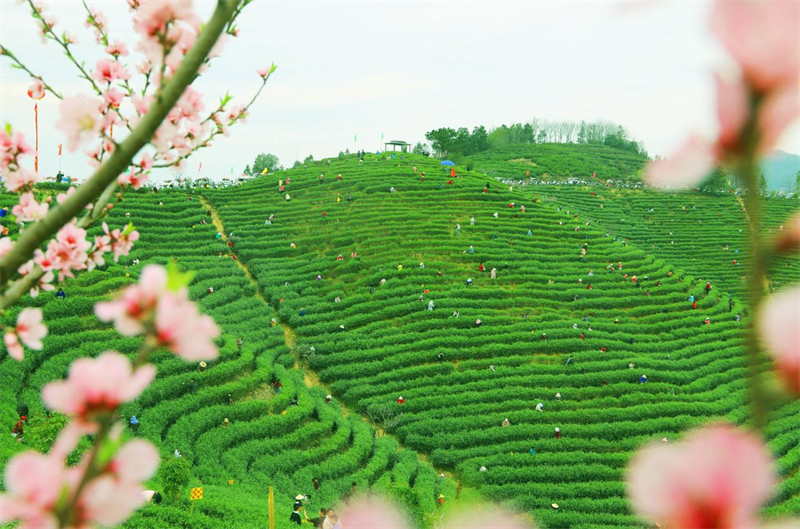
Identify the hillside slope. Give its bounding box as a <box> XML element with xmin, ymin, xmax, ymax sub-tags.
<box><xmin>465</xmin><ymin>144</ymin><xmax>649</xmax><ymax>182</ymax></box>
<box><xmin>209</xmin><ymin>153</ymin><xmax>799</xmax><ymax>528</ymax></box>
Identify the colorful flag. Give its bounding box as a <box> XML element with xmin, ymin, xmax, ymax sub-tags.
<box><xmin>57</xmin><ymin>143</ymin><xmax>62</xmax><ymax>156</ymax></box>
<box><xmin>354</xmin><ymin>134</ymin><xmax>357</xmax><ymax>142</ymax></box>
<box><xmin>230</xmin><ymin>166</ymin><xmax>233</xmax><ymax>175</ymax></box>
<box><xmin>198</xmin><ymin>162</ymin><xmax>202</xmax><ymax>173</ymax></box>
<box><xmin>261</xmin><ymin>168</ymin><xmax>268</xmax><ymax>175</ymax></box>
<box><xmin>381</xmin><ymin>132</ymin><xmax>384</xmax><ymax>140</ymax></box>
<box><xmin>190</xmin><ymin>487</ymin><xmax>203</xmax><ymax>500</ymax></box>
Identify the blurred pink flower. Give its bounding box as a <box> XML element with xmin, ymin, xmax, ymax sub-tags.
<box><xmin>102</xmin><ymin>88</ymin><xmax>125</xmax><ymax>110</ymax></box>
<box><xmin>154</xmin><ymin>292</ymin><xmax>220</xmax><ymax>360</ymax></box>
<box><xmin>12</xmin><ymin>192</ymin><xmax>48</xmax><ymax>222</ymax></box>
<box><xmin>5</xmin><ymin>168</ymin><xmax>41</xmax><ymax>193</ymax></box>
<box><xmin>626</xmin><ymin>423</ymin><xmax>775</xmax><ymax>529</ymax></box>
<box><xmin>57</xmin><ymin>95</ymin><xmax>103</xmax><ymax>152</ymax></box>
<box><xmin>3</xmin><ymin>332</ymin><xmax>23</xmax><ymax>361</ymax></box>
<box><xmin>710</xmin><ymin>0</ymin><xmax>800</xmax><ymax>93</ymax></box>
<box><xmin>95</xmin><ymin>264</ymin><xmax>168</xmax><ymax>335</ymax></box>
<box><xmin>0</xmin><ymin>451</ymin><xmax>65</xmax><ymax>529</ymax></box>
<box><xmin>106</xmin><ymin>439</ymin><xmax>160</xmax><ymax>484</ymax></box>
<box><xmin>759</xmin><ymin>287</ymin><xmax>800</xmax><ymax>395</ymax></box>
<box><xmin>256</xmin><ymin>67</ymin><xmax>269</xmax><ymax>78</ymax></box>
<box><xmin>15</xmin><ymin>308</ymin><xmax>46</xmax><ymax>350</ymax></box>
<box><xmin>92</xmin><ymin>59</ymin><xmax>131</xmax><ymax>84</ymax></box>
<box><xmin>42</xmin><ymin>351</ymin><xmax>155</xmax><ymax>425</ymax></box>
<box><xmin>0</xmin><ymin>237</ymin><xmax>14</xmax><ymax>259</ymax></box>
<box><xmin>105</xmin><ymin>40</ymin><xmax>129</xmax><ymax>57</ymax></box>
<box><xmin>645</xmin><ymin>137</ymin><xmax>715</xmax><ymax>188</ymax></box>
<box><xmin>133</xmin><ymin>0</ymin><xmax>199</xmax><ymax>38</ymax></box>
<box><xmin>26</xmin><ymin>79</ymin><xmax>45</xmax><ymax>100</ymax></box>
<box><xmin>118</xmin><ymin>170</ymin><xmax>149</xmax><ymax>190</ymax></box>
<box><xmin>339</xmin><ymin>497</ymin><xmax>411</xmax><ymax>529</ymax></box>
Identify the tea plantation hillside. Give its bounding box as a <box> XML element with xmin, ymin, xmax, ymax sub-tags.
<box><xmin>545</xmin><ymin>187</ymin><xmax>799</xmax><ymax>300</ymax></box>
<box><xmin>1</xmin><ymin>152</ymin><xmax>798</xmax><ymax>529</ymax></box>
<box><xmin>0</xmin><ymin>189</ymin><xmax>453</xmax><ymax>529</ymax></box>
<box><xmin>209</xmin><ymin>153</ymin><xmax>799</xmax><ymax>528</ymax></box>
<box><xmin>464</xmin><ymin>144</ymin><xmax>649</xmax><ymax>182</ymax></box>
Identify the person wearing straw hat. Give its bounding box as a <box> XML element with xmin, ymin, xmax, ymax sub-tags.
<box><xmin>198</xmin><ymin>361</ymin><xmax>207</xmax><ymax>373</ymax></box>
<box><xmin>554</xmin><ymin>427</ymin><xmax>562</xmax><ymax>439</ymax></box>
<box><xmin>639</xmin><ymin>374</ymin><xmax>648</xmax><ymax>384</ymax></box>
<box><xmin>437</xmin><ymin>494</ymin><xmax>445</xmax><ymax>507</ymax></box>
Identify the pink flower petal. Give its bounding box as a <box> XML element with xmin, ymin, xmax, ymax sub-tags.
<box><xmin>645</xmin><ymin>137</ymin><xmax>716</xmax><ymax>188</ymax></box>
<box><xmin>759</xmin><ymin>286</ymin><xmax>800</xmax><ymax>395</ymax></box>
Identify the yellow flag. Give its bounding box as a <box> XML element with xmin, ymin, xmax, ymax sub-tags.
<box><xmin>261</xmin><ymin>168</ymin><xmax>268</xmax><ymax>175</ymax></box>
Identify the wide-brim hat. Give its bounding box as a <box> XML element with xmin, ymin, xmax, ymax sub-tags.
<box><xmin>295</xmin><ymin>494</ymin><xmax>305</xmax><ymax>500</ymax></box>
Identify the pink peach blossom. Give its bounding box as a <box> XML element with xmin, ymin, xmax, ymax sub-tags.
<box><xmin>4</xmin><ymin>168</ymin><xmax>41</xmax><ymax>193</ymax></box>
<box><xmin>42</xmin><ymin>351</ymin><xmax>155</xmax><ymax>423</ymax></box>
<box><xmin>0</xmin><ymin>451</ymin><xmax>65</xmax><ymax>529</ymax></box>
<box><xmin>256</xmin><ymin>67</ymin><xmax>269</xmax><ymax>78</ymax></box>
<box><xmin>26</xmin><ymin>79</ymin><xmax>45</xmax><ymax>100</ymax></box>
<box><xmin>339</xmin><ymin>497</ymin><xmax>412</xmax><ymax>529</ymax></box>
<box><xmin>92</xmin><ymin>59</ymin><xmax>132</xmax><ymax>84</ymax></box>
<box><xmin>12</xmin><ymin>192</ymin><xmax>48</xmax><ymax>222</ymax></box>
<box><xmin>105</xmin><ymin>40</ymin><xmax>129</xmax><ymax>57</ymax></box>
<box><xmin>0</xmin><ymin>129</ymin><xmax>34</xmax><ymax>171</ymax></box>
<box><xmin>3</xmin><ymin>332</ymin><xmax>24</xmax><ymax>361</ymax></box>
<box><xmin>626</xmin><ymin>423</ymin><xmax>775</xmax><ymax>529</ymax></box>
<box><xmin>106</xmin><ymin>439</ymin><xmax>160</xmax><ymax>483</ymax></box>
<box><xmin>154</xmin><ymin>292</ymin><xmax>220</xmax><ymax>360</ymax></box>
<box><xmin>133</xmin><ymin>0</ymin><xmax>200</xmax><ymax>38</ymax></box>
<box><xmin>759</xmin><ymin>287</ymin><xmax>800</xmax><ymax>395</ymax></box>
<box><xmin>95</xmin><ymin>264</ymin><xmax>168</xmax><ymax>335</ymax></box>
<box><xmin>62</xmin><ymin>31</ymin><xmax>78</xmax><ymax>45</ymax></box>
<box><xmin>15</xmin><ymin>308</ymin><xmax>46</xmax><ymax>350</ymax></box>
<box><xmin>17</xmin><ymin>259</ymin><xmax>55</xmax><ymax>298</ymax></box>
<box><xmin>102</xmin><ymin>88</ymin><xmax>125</xmax><ymax>110</ymax></box>
<box><xmin>0</xmin><ymin>237</ymin><xmax>13</xmax><ymax>259</ymax></box>
<box><xmin>44</xmin><ymin>222</ymin><xmax>91</xmax><ymax>280</ymax></box>
<box><xmin>645</xmin><ymin>137</ymin><xmax>716</xmax><ymax>188</ymax></box>
<box><xmin>56</xmin><ymin>95</ymin><xmax>103</xmax><ymax>152</ymax></box>
<box><xmin>117</xmin><ymin>171</ymin><xmax>149</xmax><ymax>190</ymax></box>
<box><xmin>710</xmin><ymin>0</ymin><xmax>800</xmax><ymax>93</ymax></box>
<box><xmin>714</xmin><ymin>73</ymin><xmax>749</xmax><ymax>154</ymax></box>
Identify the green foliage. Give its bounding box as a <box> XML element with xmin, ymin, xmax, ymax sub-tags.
<box><xmin>251</xmin><ymin>153</ymin><xmax>281</xmax><ymax>175</ymax></box>
<box><xmin>159</xmin><ymin>456</ymin><xmax>192</xmax><ymax>502</ymax></box>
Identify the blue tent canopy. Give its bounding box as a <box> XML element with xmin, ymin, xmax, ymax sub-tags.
<box><xmin>440</xmin><ymin>160</ymin><xmax>455</xmax><ymax>166</ymax></box>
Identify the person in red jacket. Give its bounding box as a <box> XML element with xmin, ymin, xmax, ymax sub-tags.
<box><xmin>554</xmin><ymin>427</ymin><xmax>562</xmax><ymax>439</ymax></box>
<box><xmin>479</xmin><ymin>263</ymin><xmax>485</xmax><ymax>272</ymax></box>
<box><xmin>397</xmin><ymin>396</ymin><xmax>405</xmax><ymax>404</ymax></box>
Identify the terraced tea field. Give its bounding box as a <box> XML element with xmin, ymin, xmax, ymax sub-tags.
<box><xmin>2</xmin><ymin>151</ymin><xmax>798</xmax><ymax>528</ymax></box>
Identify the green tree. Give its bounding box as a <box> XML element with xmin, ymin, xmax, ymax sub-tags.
<box><xmin>412</xmin><ymin>142</ymin><xmax>427</xmax><ymax>155</ymax></box>
<box><xmin>794</xmin><ymin>170</ymin><xmax>800</xmax><ymax>194</ymax></box>
<box><xmin>292</xmin><ymin>160</ymin><xmax>302</xmax><ymax>169</ymax></box>
<box><xmin>758</xmin><ymin>173</ymin><xmax>768</xmax><ymax>194</ymax></box>
<box><xmin>243</xmin><ymin>164</ymin><xmax>251</xmax><ymax>175</ymax></box>
<box><xmin>252</xmin><ymin>153</ymin><xmax>280</xmax><ymax>175</ymax></box>
<box><xmin>159</xmin><ymin>456</ymin><xmax>191</xmax><ymax>502</ymax></box>
<box><xmin>425</xmin><ymin>128</ymin><xmax>457</xmax><ymax>157</ymax></box>
<box><xmin>303</xmin><ymin>154</ymin><xmax>314</xmax><ymax>164</ymax></box>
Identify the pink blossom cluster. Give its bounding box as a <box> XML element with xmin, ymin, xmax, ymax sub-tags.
<box><xmin>95</xmin><ymin>264</ymin><xmax>220</xmax><ymax>360</ymax></box>
<box><xmin>646</xmin><ymin>0</ymin><xmax>800</xmax><ymax>187</ymax></box>
<box><xmin>3</xmin><ymin>308</ymin><xmax>47</xmax><ymax>361</ymax></box>
<box><xmin>86</xmin><ymin>222</ymin><xmax>141</xmax><ymax>271</ymax></box>
<box><xmin>0</xmin><ymin>127</ymin><xmax>40</xmax><ymax>193</ymax></box>
<box><xmin>0</xmin><ymin>352</ymin><xmax>159</xmax><ymax>529</ymax></box>
<box><xmin>627</xmin><ymin>424</ymin><xmax>777</xmax><ymax>529</ymax></box>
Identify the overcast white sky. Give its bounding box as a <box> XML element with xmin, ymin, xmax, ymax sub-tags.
<box><xmin>1</xmin><ymin>0</ymin><xmax>798</xmax><ymax>182</ymax></box>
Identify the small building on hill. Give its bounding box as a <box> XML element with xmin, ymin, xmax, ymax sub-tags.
<box><xmin>384</xmin><ymin>140</ymin><xmax>410</xmax><ymax>153</ymax></box>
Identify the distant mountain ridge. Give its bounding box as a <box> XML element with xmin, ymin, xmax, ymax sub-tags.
<box><xmin>761</xmin><ymin>150</ymin><xmax>800</xmax><ymax>192</ymax></box>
